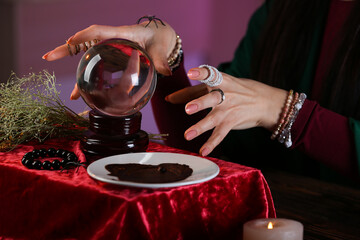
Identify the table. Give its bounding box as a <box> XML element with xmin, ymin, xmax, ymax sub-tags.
<box><xmin>263</xmin><ymin>170</ymin><xmax>360</xmax><ymax>240</ymax></box>
<box><xmin>0</xmin><ymin>139</ymin><xmax>275</xmax><ymax>240</ymax></box>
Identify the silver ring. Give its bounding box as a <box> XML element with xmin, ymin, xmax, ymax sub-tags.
<box><xmin>199</xmin><ymin>64</ymin><xmax>223</xmax><ymax>87</ymax></box>
<box><xmin>210</xmin><ymin>88</ymin><xmax>225</xmax><ymax>105</ymax></box>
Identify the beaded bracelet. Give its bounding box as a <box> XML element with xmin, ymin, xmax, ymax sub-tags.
<box><xmin>271</xmin><ymin>90</ymin><xmax>294</xmax><ymax>140</ymax></box>
<box><xmin>277</xmin><ymin>92</ymin><xmax>299</xmax><ymax>137</ymax></box>
<box><xmin>277</xmin><ymin>93</ymin><xmax>307</xmax><ymax>148</ymax></box>
<box><xmin>21</xmin><ymin>148</ymin><xmax>83</xmax><ymax>171</ymax></box>
<box><xmin>168</xmin><ymin>34</ymin><xmax>183</xmax><ymax>71</ymax></box>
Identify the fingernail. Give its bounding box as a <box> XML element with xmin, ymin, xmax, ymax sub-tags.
<box><xmin>185</xmin><ymin>104</ymin><xmax>198</xmax><ymax>114</ymax></box>
<box><xmin>165</xmin><ymin>95</ymin><xmax>169</xmax><ymax>102</ymax></box>
<box><xmin>200</xmin><ymin>147</ymin><xmax>210</xmax><ymax>156</ymax></box>
<box><xmin>187</xmin><ymin>69</ymin><xmax>200</xmax><ymax>78</ymax></box>
<box><xmin>42</xmin><ymin>51</ymin><xmax>51</xmax><ymax>59</ymax></box>
<box><xmin>70</xmin><ymin>90</ymin><xmax>76</xmax><ymax>100</ymax></box>
<box><xmin>185</xmin><ymin>130</ymin><xmax>197</xmax><ymax>140</ymax></box>
<box><xmin>67</xmin><ymin>35</ymin><xmax>74</xmax><ymax>43</ymax></box>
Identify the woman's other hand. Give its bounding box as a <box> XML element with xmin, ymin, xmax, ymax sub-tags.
<box><xmin>166</xmin><ymin>67</ymin><xmax>288</xmax><ymax>156</ymax></box>
<box><xmin>42</xmin><ymin>19</ymin><xmax>178</xmax><ymax>99</ymax></box>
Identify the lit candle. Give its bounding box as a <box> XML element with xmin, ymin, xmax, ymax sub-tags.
<box><xmin>243</xmin><ymin>218</ymin><xmax>303</xmax><ymax>240</ymax></box>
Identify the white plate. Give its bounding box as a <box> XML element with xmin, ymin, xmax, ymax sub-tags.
<box><xmin>87</xmin><ymin>152</ymin><xmax>220</xmax><ymax>188</ymax></box>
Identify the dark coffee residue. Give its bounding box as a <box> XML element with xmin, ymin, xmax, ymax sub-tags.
<box><xmin>105</xmin><ymin>163</ymin><xmax>193</xmax><ymax>183</ymax></box>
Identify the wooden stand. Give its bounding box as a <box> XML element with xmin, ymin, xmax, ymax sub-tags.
<box><xmin>81</xmin><ymin>110</ymin><xmax>149</xmax><ymax>162</ymax></box>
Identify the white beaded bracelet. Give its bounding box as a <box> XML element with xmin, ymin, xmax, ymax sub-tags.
<box><xmin>278</xmin><ymin>93</ymin><xmax>307</xmax><ymax>148</ymax></box>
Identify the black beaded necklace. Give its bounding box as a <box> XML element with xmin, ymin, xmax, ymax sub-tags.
<box><xmin>21</xmin><ymin>148</ymin><xmax>84</xmax><ymax>171</ymax></box>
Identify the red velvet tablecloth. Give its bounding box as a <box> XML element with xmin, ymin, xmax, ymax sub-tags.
<box><xmin>0</xmin><ymin>139</ymin><xmax>275</xmax><ymax>240</ymax></box>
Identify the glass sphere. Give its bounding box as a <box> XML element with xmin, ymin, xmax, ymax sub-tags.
<box><xmin>76</xmin><ymin>38</ymin><xmax>157</xmax><ymax>116</ymax></box>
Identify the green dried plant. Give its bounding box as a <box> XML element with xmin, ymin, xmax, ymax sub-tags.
<box><xmin>0</xmin><ymin>71</ymin><xmax>89</xmax><ymax>151</ymax></box>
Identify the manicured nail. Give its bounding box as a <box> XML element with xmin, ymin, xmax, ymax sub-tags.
<box><xmin>200</xmin><ymin>147</ymin><xmax>210</xmax><ymax>156</ymax></box>
<box><xmin>185</xmin><ymin>104</ymin><xmax>198</xmax><ymax>114</ymax></box>
<box><xmin>67</xmin><ymin>35</ymin><xmax>74</xmax><ymax>43</ymax></box>
<box><xmin>70</xmin><ymin>90</ymin><xmax>77</xmax><ymax>100</ymax></box>
<box><xmin>187</xmin><ymin>69</ymin><xmax>200</xmax><ymax>78</ymax></box>
<box><xmin>185</xmin><ymin>130</ymin><xmax>197</xmax><ymax>140</ymax></box>
<box><xmin>42</xmin><ymin>51</ymin><xmax>51</xmax><ymax>59</ymax></box>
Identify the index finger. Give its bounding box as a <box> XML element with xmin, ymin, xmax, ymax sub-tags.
<box><xmin>43</xmin><ymin>44</ymin><xmax>69</xmax><ymax>61</ymax></box>
<box><xmin>67</xmin><ymin>25</ymin><xmax>125</xmax><ymax>45</ymax></box>
<box><xmin>43</xmin><ymin>25</ymin><xmax>126</xmax><ymax>61</ymax></box>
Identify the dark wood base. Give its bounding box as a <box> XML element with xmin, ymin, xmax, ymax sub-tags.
<box><xmin>81</xmin><ymin>110</ymin><xmax>149</xmax><ymax>162</ymax></box>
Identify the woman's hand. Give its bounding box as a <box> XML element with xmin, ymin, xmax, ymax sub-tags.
<box><xmin>166</xmin><ymin>67</ymin><xmax>288</xmax><ymax>156</ymax></box>
<box><xmin>42</xmin><ymin>19</ymin><xmax>178</xmax><ymax>99</ymax></box>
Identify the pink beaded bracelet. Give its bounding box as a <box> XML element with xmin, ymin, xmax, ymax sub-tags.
<box><xmin>271</xmin><ymin>90</ymin><xmax>294</xmax><ymax>140</ymax></box>
<box><xmin>277</xmin><ymin>92</ymin><xmax>299</xmax><ymax>137</ymax></box>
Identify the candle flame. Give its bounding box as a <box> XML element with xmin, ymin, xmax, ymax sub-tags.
<box><xmin>267</xmin><ymin>222</ymin><xmax>274</xmax><ymax>229</ymax></box>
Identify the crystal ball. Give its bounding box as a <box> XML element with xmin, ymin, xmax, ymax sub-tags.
<box><xmin>76</xmin><ymin>38</ymin><xmax>157</xmax><ymax>116</ymax></box>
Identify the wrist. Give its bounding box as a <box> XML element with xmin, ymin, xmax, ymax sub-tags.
<box><xmin>261</xmin><ymin>88</ymin><xmax>288</xmax><ymax>131</ymax></box>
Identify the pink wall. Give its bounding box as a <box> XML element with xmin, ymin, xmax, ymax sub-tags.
<box><xmin>4</xmin><ymin>0</ymin><xmax>262</xmax><ymax>135</ymax></box>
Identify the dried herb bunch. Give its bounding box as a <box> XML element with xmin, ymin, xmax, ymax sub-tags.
<box><xmin>0</xmin><ymin>71</ymin><xmax>89</xmax><ymax>151</ymax></box>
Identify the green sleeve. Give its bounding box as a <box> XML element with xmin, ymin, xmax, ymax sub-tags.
<box><xmin>349</xmin><ymin>118</ymin><xmax>360</xmax><ymax>174</ymax></box>
<box><xmin>217</xmin><ymin>1</ymin><xmax>270</xmax><ymax>78</ymax></box>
